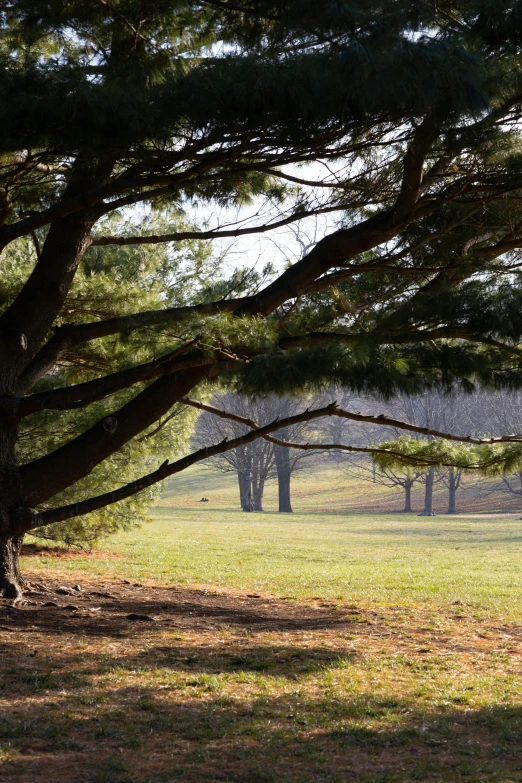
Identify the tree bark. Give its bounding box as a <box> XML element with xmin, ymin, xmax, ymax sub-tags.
<box><xmin>419</xmin><ymin>467</ymin><xmax>436</xmax><ymax>516</ymax></box>
<box><xmin>275</xmin><ymin>446</ymin><xmax>293</xmax><ymax>512</ymax></box>
<box><xmin>0</xmin><ymin>535</ymin><xmax>24</xmax><ymax>599</ymax></box>
<box><xmin>447</xmin><ymin>468</ymin><xmax>458</xmax><ymax>514</ymax></box>
<box><xmin>0</xmin><ymin>402</ymin><xmax>27</xmax><ymax>597</ymax></box>
<box><xmin>252</xmin><ymin>476</ymin><xmax>264</xmax><ymax>512</ymax></box>
<box><xmin>403</xmin><ymin>478</ymin><xmax>413</xmax><ymax>513</ymax></box>
<box><xmin>238</xmin><ymin>470</ymin><xmax>253</xmax><ymax>512</ymax></box>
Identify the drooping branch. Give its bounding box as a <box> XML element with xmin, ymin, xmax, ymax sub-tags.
<box><xmin>180</xmin><ymin>396</ymin><xmax>295</xmax><ymax>447</ymax></box>
<box><xmin>181</xmin><ymin>396</ymin><xmax>522</xmax><ymax>446</ymax></box>
<box><xmin>24</xmin><ymin>403</ymin><xmax>407</xmax><ymax>529</ymax></box>
<box><xmin>31</xmin><ymin>401</ymin><xmax>511</xmax><ymax>531</ymax></box>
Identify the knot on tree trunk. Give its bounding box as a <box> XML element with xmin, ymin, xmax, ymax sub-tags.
<box><xmin>103</xmin><ymin>416</ymin><xmax>118</xmax><ymax>434</ymax></box>
<box><xmin>0</xmin><ymin>326</ymin><xmax>27</xmax><ymax>355</ymax></box>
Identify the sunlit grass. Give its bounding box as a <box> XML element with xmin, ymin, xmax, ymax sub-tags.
<box><xmin>24</xmin><ymin>478</ymin><xmax>522</xmax><ymax>619</ymax></box>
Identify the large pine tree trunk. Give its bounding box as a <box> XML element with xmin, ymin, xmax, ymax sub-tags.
<box><xmin>403</xmin><ymin>479</ymin><xmax>413</xmax><ymax>513</ymax></box>
<box><xmin>275</xmin><ymin>446</ymin><xmax>293</xmax><ymax>512</ymax></box>
<box><xmin>0</xmin><ymin>405</ymin><xmax>26</xmax><ymax>598</ymax></box>
<box><xmin>447</xmin><ymin>469</ymin><xmax>458</xmax><ymax>514</ymax></box>
<box><xmin>419</xmin><ymin>468</ymin><xmax>436</xmax><ymax>516</ymax></box>
<box><xmin>0</xmin><ymin>535</ymin><xmax>23</xmax><ymax>599</ymax></box>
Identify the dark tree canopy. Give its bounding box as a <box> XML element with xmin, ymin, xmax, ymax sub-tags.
<box><xmin>3</xmin><ymin>1</ymin><xmax>522</xmax><ymax>595</ymax></box>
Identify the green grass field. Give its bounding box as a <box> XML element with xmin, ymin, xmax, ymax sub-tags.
<box><xmin>24</xmin><ymin>505</ymin><xmax>522</xmax><ymax>618</ymax></box>
<box><xmin>24</xmin><ymin>467</ymin><xmax>522</xmax><ymax>619</ymax></box>
<box><xmin>2</xmin><ymin>466</ymin><xmax>522</xmax><ymax>783</ymax></box>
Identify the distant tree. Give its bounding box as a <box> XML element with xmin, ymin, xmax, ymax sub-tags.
<box><xmin>417</xmin><ymin>467</ymin><xmax>441</xmax><ymax>517</ymax></box>
<box><xmin>379</xmin><ymin>467</ymin><xmax>421</xmax><ymax>513</ymax></box>
<box><xmin>464</xmin><ymin>391</ymin><xmax>522</xmax><ymax>513</ymax></box>
<box><xmin>393</xmin><ymin>392</ymin><xmax>477</xmax><ymax>516</ymax></box>
<box><xmin>273</xmin><ymin>421</ymin><xmax>317</xmax><ymax>513</ymax></box>
<box><xmin>193</xmin><ymin>394</ymin><xmax>273</xmax><ymax>511</ymax></box>
<box><xmin>274</xmin><ymin>439</ymin><xmax>293</xmax><ymax>513</ymax></box>
<box><xmin>443</xmin><ymin>468</ymin><xmax>463</xmax><ymax>514</ymax></box>
<box><xmin>193</xmin><ymin>393</ymin><xmax>317</xmax><ymax>512</ymax></box>
<box><xmin>500</xmin><ymin>471</ymin><xmax>522</xmax><ymax>511</ymax></box>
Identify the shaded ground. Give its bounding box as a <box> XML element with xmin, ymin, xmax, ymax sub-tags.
<box><xmin>1</xmin><ymin>573</ymin><xmax>522</xmax><ymax>782</ymax></box>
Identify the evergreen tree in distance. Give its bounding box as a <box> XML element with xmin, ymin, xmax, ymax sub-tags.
<box><xmin>5</xmin><ymin>1</ymin><xmax>522</xmax><ymax>594</ymax></box>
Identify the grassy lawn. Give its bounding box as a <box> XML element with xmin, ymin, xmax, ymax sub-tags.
<box><xmin>1</xmin><ymin>469</ymin><xmax>522</xmax><ymax>782</ymax></box>
<box><xmin>23</xmin><ymin>503</ymin><xmax>522</xmax><ymax>618</ymax></box>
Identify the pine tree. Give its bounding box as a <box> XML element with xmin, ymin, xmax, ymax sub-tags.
<box><xmin>4</xmin><ymin>2</ymin><xmax>522</xmax><ymax>594</ymax></box>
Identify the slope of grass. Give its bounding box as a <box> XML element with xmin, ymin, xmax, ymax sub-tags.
<box><xmin>161</xmin><ymin>463</ymin><xmax>522</xmax><ymax>515</ymax></box>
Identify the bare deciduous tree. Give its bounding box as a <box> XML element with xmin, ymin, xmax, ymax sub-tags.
<box><xmin>193</xmin><ymin>394</ymin><xmax>318</xmax><ymax>512</ymax></box>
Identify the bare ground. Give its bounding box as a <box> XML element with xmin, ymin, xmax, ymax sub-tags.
<box><xmin>1</xmin><ymin>572</ymin><xmax>522</xmax><ymax>782</ymax></box>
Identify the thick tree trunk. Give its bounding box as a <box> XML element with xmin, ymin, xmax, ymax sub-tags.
<box><xmin>0</xmin><ymin>403</ymin><xmax>26</xmax><ymax>598</ymax></box>
<box><xmin>0</xmin><ymin>535</ymin><xmax>23</xmax><ymax>599</ymax></box>
<box><xmin>403</xmin><ymin>478</ymin><xmax>413</xmax><ymax>513</ymax></box>
<box><xmin>447</xmin><ymin>469</ymin><xmax>458</xmax><ymax>514</ymax></box>
<box><xmin>275</xmin><ymin>446</ymin><xmax>293</xmax><ymax>512</ymax></box>
<box><xmin>238</xmin><ymin>471</ymin><xmax>253</xmax><ymax>512</ymax></box>
<box><xmin>419</xmin><ymin>467</ymin><xmax>436</xmax><ymax>516</ymax></box>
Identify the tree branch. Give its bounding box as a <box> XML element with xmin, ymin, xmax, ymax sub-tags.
<box><xmin>20</xmin><ymin>365</ymin><xmax>216</xmax><ymax>505</ymax></box>
<box><xmin>90</xmin><ymin>205</ymin><xmax>344</xmax><ymax>247</ymax></box>
<box><xmin>182</xmin><ymin>396</ymin><xmax>522</xmax><ymax>446</ymax></box>
<box><xmin>394</xmin><ymin>115</ymin><xmax>441</xmax><ymax>220</ymax></box>
<box><xmin>16</xmin><ymin>303</ymin><xmax>242</xmax><ymax>393</ymax></box>
<box><xmin>31</xmin><ymin>399</ymin><xmax>512</xmax><ymax>531</ymax></box>
<box><xmin>278</xmin><ymin>329</ymin><xmax>522</xmax><ymax>355</ymax></box>
<box><xmin>25</xmin><ymin>403</ymin><xmax>413</xmax><ymax>529</ymax></box>
<box><xmin>196</xmin><ymin>0</ymin><xmax>278</xmax><ymax>20</ymax></box>
<box><xmin>19</xmin><ymin>338</ymin><xmax>204</xmax><ymax>416</ymax></box>
<box><xmin>180</xmin><ymin>396</ymin><xmax>298</xmax><ymax>447</ymax></box>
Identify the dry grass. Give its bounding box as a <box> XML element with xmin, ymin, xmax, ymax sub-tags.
<box><xmin>1</xmin><ymin>575</ymin><xmax>522</xmax><ymax>783</ymax></box>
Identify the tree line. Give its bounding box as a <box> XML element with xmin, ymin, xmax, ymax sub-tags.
<box><xmin>194</xmin><ymin>389</ymin><xmax>522</xmax><ymax>516</ymax></box>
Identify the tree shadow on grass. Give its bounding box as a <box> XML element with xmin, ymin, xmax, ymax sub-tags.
<box><xmin>0</xmin><ymin>580</ymin><xmax>368</xmax><ymax>639</ymax></box>
<box><xmin>2</xmin><ymin>579</ymin><xmax>522</xmax><ymax>781</ymax></box>
<box><xmin>1</xmin><ymin>682</ymin><xmax>522</xmax><ymax>783</ymax></box>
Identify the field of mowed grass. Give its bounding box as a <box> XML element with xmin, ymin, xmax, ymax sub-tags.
<box><xmin>22</xmin><ymin>504</ymin><xmax>522</xmax><ymax>618</ymax></box>
<box><xmin>2</xmin><ymin>467</ymin><xmax>522</xmax><ymax>783</ymax></box>
<box><xmin>22</xmin><ymin>466</ymin><xmax>522</xmax><ymax>618</ymax></box>
<box><xmin>157</xmin><ymin>464</ymin><xmax>522</xmax><ymax>515</ymax></box>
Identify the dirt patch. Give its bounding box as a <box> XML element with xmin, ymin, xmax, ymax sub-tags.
<box><xmin>1</xmin><ymin>575</ymin><xmax>522</xmax><ymax>782</ymax></box>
